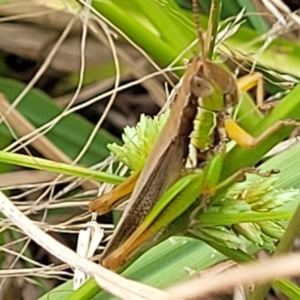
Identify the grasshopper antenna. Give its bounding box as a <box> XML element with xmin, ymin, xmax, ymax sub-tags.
<box><xmin>191</xmin><ymin>0</ymin><xmax>206</xmax><ymax>65</ymax></box>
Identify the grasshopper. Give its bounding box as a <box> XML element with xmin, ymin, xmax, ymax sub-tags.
<box><xmin>90</xmin><ymin>0</ymin><xmax>300</xmax><ymax>271</ymax></box>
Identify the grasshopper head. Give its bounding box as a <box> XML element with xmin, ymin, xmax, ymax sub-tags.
<box><xmin>190</xmin><ymin>58</ymin><xmax>214</xmax><ymax>98</ymax></box>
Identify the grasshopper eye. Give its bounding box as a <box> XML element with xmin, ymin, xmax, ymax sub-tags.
<box><xmin>191</xmin><ymin>75</ymin><xmax>214</xmax><ymax>98</ymax></box>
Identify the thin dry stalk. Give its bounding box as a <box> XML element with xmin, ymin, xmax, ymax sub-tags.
<box><xmin>165</xmin><ymin>253</ymin><xmax>300</xmax><ymax>299</ymax></box>
<box><xmin>0</xmin><ymin>191</ymin><xmax>168</xmax><ymax>300</ymax></box>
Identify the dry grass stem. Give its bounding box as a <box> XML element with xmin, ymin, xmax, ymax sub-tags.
<box><xmin>0</xmin><ymin>190</ymin><xmax>168</xmax><ymax>300</ymax></box>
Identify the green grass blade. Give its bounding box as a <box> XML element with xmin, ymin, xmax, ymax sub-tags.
<box><xmin>92</xmin><ymin>0</ymin><xmax>194</xmax><ymax>69</ymax></box>
<box><xmin>0</xmin><ymin>78</ymin><xmax>119</xmax><ymax>165</ymax></box>
<box><xmin>272</xmin><ymin>280</ymin><xmax>300</xmax><ymax>300</ymax></box>
<box><xmin>61</xmin><ymin>238</ymin><xmax>226</xmax><ymax>300</ymax></box>
<box><xmin>198</xmin><ymin>211</ymin><xmax>295</xmax><ymax>226</ymax></box>
<box><xmin>0</xmin><ymin>151</ymin><xmax>123</xmax><ymax>184</ymax></box>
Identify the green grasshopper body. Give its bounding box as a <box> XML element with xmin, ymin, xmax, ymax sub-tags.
<box><xmin>101</xmin><ymin>56</ymin><xmax>240</xmax><ymax>269</ymax></box>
